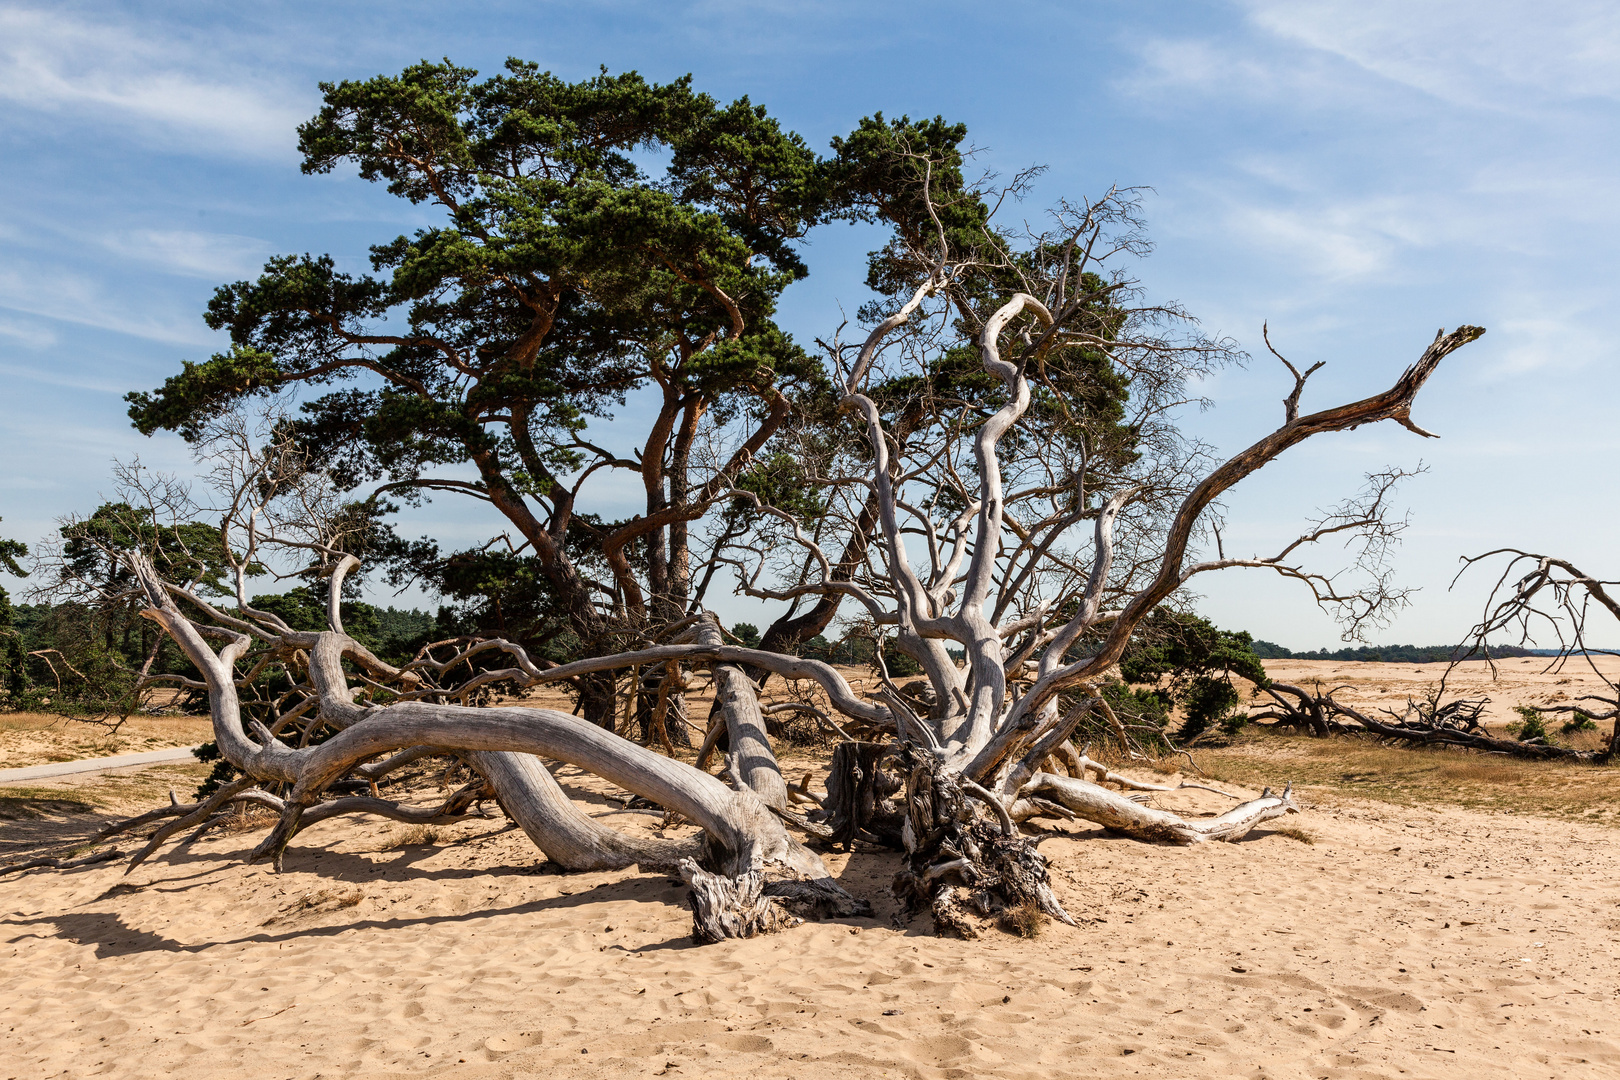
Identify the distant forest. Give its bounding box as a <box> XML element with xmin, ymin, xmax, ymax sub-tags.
<box><xmin>1</xmin><ymin>592</ymin><xmax>439</xmax><ymax>714</ymax></box>
<box><xmin>1249</xmin><ymin>640</ymin><xmax>1561</xmax><ymax>664</ymax></box>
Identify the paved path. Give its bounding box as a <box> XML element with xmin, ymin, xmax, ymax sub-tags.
<box><xmin>0</xmin><ymin>746</ymin><xmax>202</xmax><ymax>785</ymax></box>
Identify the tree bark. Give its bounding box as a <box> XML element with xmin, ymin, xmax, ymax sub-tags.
<box><xmin>694</xmin><ymin>618</ymin><xmax>789</xmax><ymax>809</ymax></box>
<box><xmin>468</xmin><ymin>750</ymin><xmax>695</xmax><ymax>871</ymax></box>
<box><xmin>1013</xmin><ymin>773</ymin><xmax>1299</xmax><ymax>844</ymax></box>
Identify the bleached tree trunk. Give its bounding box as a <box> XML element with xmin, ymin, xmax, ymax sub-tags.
<box><xmin>695</xmin><ymin>619</ymin><xmax>790</xmax><ymax>810</ymax></box>
<box><xmin>718</xmin><ymin>194</ymin><xmax>1483</xmax><ymax>930</ymax></box>
<box><xmin>127</xmin><ymin>558</ymin><xmax>864</xmax><ymax>939</ymax></box>
<box><xmin>468</xmin><ymin>751</ymin><xmax>694</xmax><ymax>870</ymax></box>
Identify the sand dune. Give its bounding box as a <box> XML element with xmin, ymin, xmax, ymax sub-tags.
<box><xmin>4</xmin><ymin>754</ymin><xmax>1618</xmax><ymax>1080</ymax></box>
<box><xmin>1258</xmin><ymin>656</ymin><xmax>1620</xmax><ymax>736</ymax></box>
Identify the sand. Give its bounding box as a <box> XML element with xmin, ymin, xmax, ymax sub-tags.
<box><xmin>3</xmin><ymin>749</ymin><xmax>1618</xmax><ymax>1080</ymax></box>
<box><xmin>3</xmin><ymin>658</ymin><xmax>1618</xmax><ymax>1078</ymax></box>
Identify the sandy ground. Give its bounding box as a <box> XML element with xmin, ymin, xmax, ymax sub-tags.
<box><xmin>5</xmin><ymin>652</ymin><xmax>1605</xmax><ymax>771</ymax></box>
<box><xmin>3</xmin><ymin>658</ymin><xmax>1618</xmax><ymax>1079</ymax></box>
<box><xmin>3</xmin><ymin>752</ymin><xmax>1618</xmax><ymax>1080</ymax></box>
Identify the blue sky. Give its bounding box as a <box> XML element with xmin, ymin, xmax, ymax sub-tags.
<box><xmin>2</xmin><ymin>0</ymin><xmax>1616</xmax><ymax>649</ymax></box>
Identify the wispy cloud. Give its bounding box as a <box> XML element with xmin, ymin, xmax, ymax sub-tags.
<box><xmin>1125</xmin><ymin>3</ymin><xmax>1620</xmax><ymax>119</ymax></box>
<box><xmin>1481</xmin><ymin>299</ymin><xmax>1618</xmax><ymax>379</ymax></box>
<box><xmin>0</xmin><ymin>315</ymin><xmax>55</xmax><ymax>349</ymax></box>
<box><xmin>0</xmin><ymin>260</ymin><xmax>215</xmax><ymax>345</ymax></box>
<box><xmin>0</xmin><ymin>474</ymin><xmax>58</xmax><ymax>491</ymax></box>
<box><xmin>0</xmin><ymin>359</ymin><xmax>136</xmax><ymax>395</ymax></box>
<box><xmin>0</xmin><ymin>5</ymin><xmax>311</xmax><ymax>158</ymax></box>
<box><xmin>100</xmin><ymin>229</ymin><xmax>274</xmax><ymax>280</ymax></box>
<box><xmin>1219</xmin><ymin>200</ymin><xmax>1405</xmax><ymax>280</ymax></box>
<box><xmin>1243</xmin><ymin>0</ymin><xmax>1620</xmax><ymax>112</ymax></box>
<box><xmin>1119</xmin><ymin>31</ymin><xmax>1362</xmax><ymax>109</ymax></box>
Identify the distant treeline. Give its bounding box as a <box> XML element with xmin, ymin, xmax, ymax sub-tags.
<box><xmin>1249</xmin><ymin>640</ymin><xmax>1558</xmax><ymax>664</ymax></box>
<box><xmin>1</xmin><ymin>590</ymin><xmax>439</xmax><ymax>714</ymax></box>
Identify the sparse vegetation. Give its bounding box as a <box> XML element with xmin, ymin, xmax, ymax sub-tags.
<box><xmin>220</xmin><ymin>807</ymin><xmax>279</xmax><ymax>833</ymax></box>
<box><xmin>0</xmin><ymin>709</ymin><xmax>211</xmax><ymax>770</ymax></box>
<box><xmin>999</xmin><ymin>897</ymin><xmax>1044</xmax><ymax>938</ymax></box>
<box><xmin>259</xmin><ymin>887</ymin><xmax>367</xmax><ymax>926</ymax></box>
<box><xmin>380</xmin><ymin>824</ymin><xmax>444</xmax><ymax>850</ymax></box>
<box><xmin>1198</xmin><ymin>726</ymin><xmax>1620</xmax><ymax>824</ymax></box>
<box><xmin>1508</xmin><ymin>705</ymin><xmax>1553</xmax><ymax>743</ymax></box>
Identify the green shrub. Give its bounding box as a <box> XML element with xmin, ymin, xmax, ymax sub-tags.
<box><xmin>192</xmin><ymin>741</ymin><xmax>240</xmax><ymax>798</ymax></box>
<box><xmin>1078</xmin><ymin>681</ymin><xmax>1174</xmax><ymax>752</ymax></box>
<box><xmin>1511</xmin><ymin>705</ymin><xmax>1553</xmax><ymax>743</ymax></box>
<box><xmin>1178</xmin><ymin>675</ymin><xmax>1242</xmax><ymax>740</ymax></box>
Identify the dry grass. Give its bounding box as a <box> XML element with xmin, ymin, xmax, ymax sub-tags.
<box><xmin>1196</xmin><ymin>727</ymin><xmax>1620</xmax><ymax>825</ymax></box>
<box><xmin>999</xmin><ymin>897</ymin><xmax>1044</xmax><ymax>938</ymax></box>
<box><xmin>1</xmin><ymin>761</ymin><xmax>209</xmax><ymax>811</ymax></box>
<box><xmin>0</xmin><ymin>791</ymin><xmax>96</xmax><ymax>821</ymax></box>
<box><xmin>296</xmin><ymin>887</ymin><xmax>365</xmax><ymax>910</ymax></box>
<box><xmin>0</xmin><ymin>762</ymin><xmax>211</xmax><ymax>861</ymax></box>
<box><xmin>379</xmin><ymin>824</ymin><xmax>443</xmax><ymax>850</ymax></box>
<box><xmin>261</xmin><ymin>887</ymin><xmax>366</xmax><ymax>926</ymax></box>
<box><xmin>1266</xmin><ymin>824</ymin><xmax>1316</xmax><ymax>845</ymax></box>
<box><xmin>220</xmin><ymin>808</ymin><xmax>279</xmax><ymax>833</ymax></box>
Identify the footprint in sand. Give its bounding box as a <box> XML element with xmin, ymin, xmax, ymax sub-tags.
<box><xmin>485</xmin><ymin>1030</ymin><xmax>544</xmax><ymax>1052</ymax></box>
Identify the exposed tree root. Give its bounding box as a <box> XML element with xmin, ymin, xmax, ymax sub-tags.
<box><xmin>679</xmin><ymin>858</ymin><xmax>873</xmax><ymax>944</ymax></box>
<box><xmin>822</xmin><ymin>741</ymin><xmax>905</xmax><ymax>850</ymax></box>
<box><xmin>680</xmin><ymin>859</ymin><xmax>802</xmax><ymax>943</ymax></box>
<box><xmin>890</xmin><ymin>749</ymin><xmax>1074</xmax><ymax>938</ymax></box>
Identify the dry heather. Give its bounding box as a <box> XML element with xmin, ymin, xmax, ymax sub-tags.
<box><xmin>1198</xmin><ymin>730</ymin><xmax>1620</xmax><ymax>824</ymax></box>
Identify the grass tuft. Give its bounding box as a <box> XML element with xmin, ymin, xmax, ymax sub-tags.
<box><xmin>221</xmin><ymin>808</ymin><xmax>278</xmax><ymax>833</ymax></box>
<box><xmin>1268</xmin><ymin>825</ymin><xmax>1316</xmax><ymax>845</ymax></box>
<box><xmin>261</xmin><ymin>888</ymin><xmax>365</xmax><ymax>925</ymax></box>
<box><xmin>999</xmin><ymin>897</ymin><xmax>1044</xmax><ymax>938</ymax></box>
<box><xmin>380</xmin><ymin>824</ymin><xmax>442</xmax><ymax>850</ymax></box>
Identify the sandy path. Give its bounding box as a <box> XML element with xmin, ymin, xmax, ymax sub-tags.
<box><xmin>0</xmin><ymin>713</ymin><xmax>212</xmax><ymax>772</ymax></box>
<box><xmin>0</xmin><ymin>746</ymin><xmax>203</xmax><ymax>784</ymax></box>
<box><xmin>3</xmin><ymin>767</ymin><xmax>1617</xmax><ymax>1080</ymax></box>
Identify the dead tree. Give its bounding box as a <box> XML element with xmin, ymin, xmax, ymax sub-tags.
<box><xmin>1249</xmin><ymin>552</ymin><xmax>1620</xmax><ymax>763</ymax></box>
<box><xmin>703</xmin><ymin>181</ymin><xmax>1483</xmax><ymax>931</ymax></box>
<box><xmin>1449</xmin><ymin>550</ymin><xmax>1620</xmax><ymax>759</ymax></box>
<box><xmin>42</xmin><ymin>176</ymin><xmax>1485</xmax><ymax>939</ymax></box>
<box><xmin>1249</xmin><ymin>680</ymin><xmax>1596</xmax><ymax>759</ymax></box>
